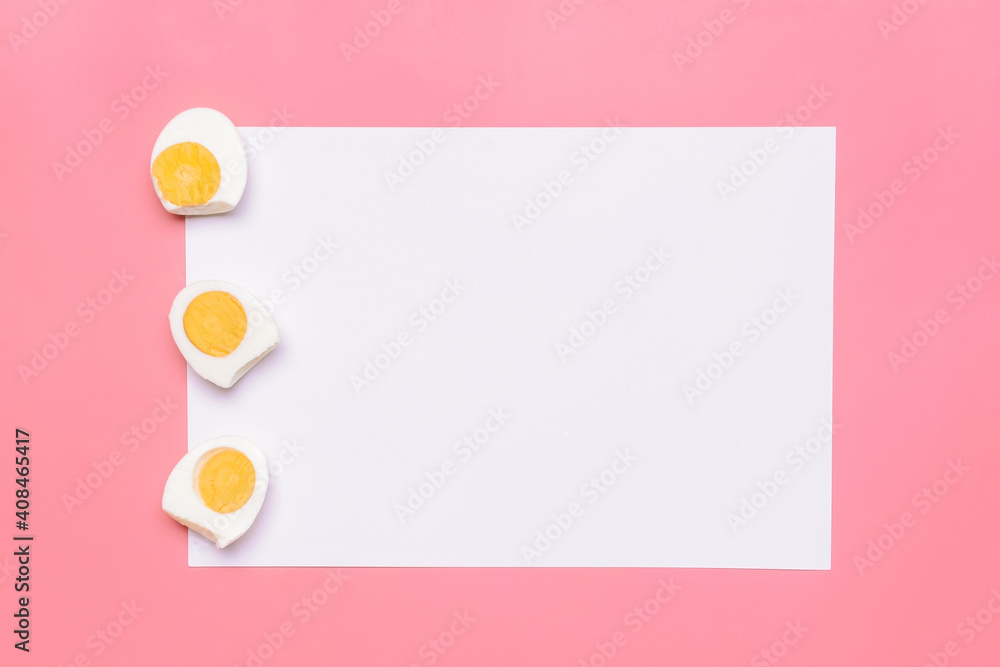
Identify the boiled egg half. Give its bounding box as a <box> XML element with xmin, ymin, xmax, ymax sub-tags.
<box><xmin>162</xmin><ymin>435</ymin><xmax>268</xmax><ymax>548</ymax></box>
<box><xmin>169</xmin><ymin>280</ymin><xmax>278</xmax><ymax>388</ymax></box>
<box><xmin>150</xmin><ymin>108</ymin><xmax>247</xmax><ymax>215</ymax></box>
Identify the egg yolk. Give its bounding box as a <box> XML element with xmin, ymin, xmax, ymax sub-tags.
<box><xmin>197</xmin><ymin>450</ymin><xmax>255</xmax><ymax>513</ymax></box>
<box><xmin>152</xmin><ymin>142</ymin><xmax>221</xmax><ymax>206</ymax></box>
<box><xmin>183</xmin><ymin>291</ymin><xmax>247</xmax><ymax>357</ymax></box>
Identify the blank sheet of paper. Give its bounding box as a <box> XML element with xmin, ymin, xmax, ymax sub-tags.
<box><xmin>186</xmin><ymin>126</ymin><xmax>834</xmax><ymax>568</ymax></box>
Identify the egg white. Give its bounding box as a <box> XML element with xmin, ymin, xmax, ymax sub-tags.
<box><xmin>150</xmin><ymin>107</ymin><xmax>248</xmax><ymax>215</ymax></box>
<box><xmin>168</xmin><ymin>280</ymin><xmax>279</xmax><ymax>389</ymax></box>
<box><xmin>162</xmin><ymin>435</ymin><xmax>269</xmax><ymax>549</ymax></box>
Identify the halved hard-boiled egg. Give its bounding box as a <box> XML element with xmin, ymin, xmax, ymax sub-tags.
<box><xmin>150</xmin><ymin>108</ymin><xmax>247</xmax><ymax>215</ymax></box>
<box><xmin>162</xmin><ymin>435</ymin><xmax>268</xmax><ymax>548</ymax></box>
<box><xmin>169</xmin><ymin>280</ymin><xmax>278</xmax><ymax>388</ymax></box>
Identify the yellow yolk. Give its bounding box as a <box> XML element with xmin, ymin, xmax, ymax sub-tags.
<box><xmin>152</xmin><ymin>142</ymin><xmax>221</xmax><ymax>206</ymax></box>
<box><xmin>183</xmin><ymin>291</ymin><xmax>247</xmax><ymax>357</ymax></box>
<box><xmin>197</xmin><ymin>450</ymin><xmax>255</xmax><ymax>513</ymax></box>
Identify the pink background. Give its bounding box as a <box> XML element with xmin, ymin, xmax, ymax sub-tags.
<box><xmin>2</xmin><ymin>0</ymin><xmax>999</xmax><ymax>665</ymax></box>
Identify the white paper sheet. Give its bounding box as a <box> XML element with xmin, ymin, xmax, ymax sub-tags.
<box><xmin>186</xmin><ymin>126</ymin><xmax>834</xmax><ymax>568</ymax></box>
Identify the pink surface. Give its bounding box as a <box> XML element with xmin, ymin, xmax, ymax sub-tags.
<box><xmin>2</xmin><ymin>0</ymin><xmax>999</xmax><ymax>664</ymax></box>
